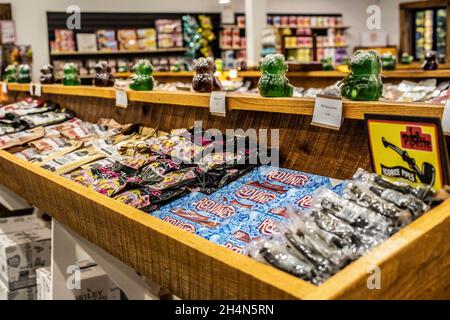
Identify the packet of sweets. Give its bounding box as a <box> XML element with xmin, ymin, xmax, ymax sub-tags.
<box><xmin>0</xmin><ymin>127</ymin><xmax>45</xmax><ymax>150</ymax></box>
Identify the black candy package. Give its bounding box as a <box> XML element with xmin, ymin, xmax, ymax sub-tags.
<box><xmin>113</xmin><ymin>186</ymin><xmax>190</xmax><ymax>213</ymax></box>
<box><xmin>20</xmin><ymin>109</ymin><xmax>76</xmax><ymax>128</ymax></box>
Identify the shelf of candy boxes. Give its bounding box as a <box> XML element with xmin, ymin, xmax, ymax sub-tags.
<box><xmin>0</xmin><ymin>98</ymin><xmax>447</xmax><ymax>288</ymax></box>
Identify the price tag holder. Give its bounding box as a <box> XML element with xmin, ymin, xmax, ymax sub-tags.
<box><xmin>209</xmin><ymin>91</ymin><xmax>226</xmax><ymax>117</ymax></box>
<box><xmin>311</xmin><ymin>94</ymin><xmax>343</xmax><ymax>130</ymax></box>
<box><xmin>34</xmin><ymin>83</ymin><xmax>42</xmax><ymax>97</ymax></box>
<box><xmin>2</xmin><ymin>82</ymin><xmax>7</xmax><ymax>94</ymax></box>
<box><xmin>441</xmin><ymin>99</ymin><xmax>450</xmax><ymax>135</ymax></box>
<box><xmin>115</xmin><ymin>89</ymin><xmax>128</xmax><ymax>108</ymax></box>
<box><xmin>29</xmin><ymin>83</ymin><xmax>34</xmax><ymax>96</ymax></box>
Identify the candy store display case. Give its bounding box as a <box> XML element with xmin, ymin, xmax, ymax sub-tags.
<box><xmin>0</xmin><ymin>83</ymin><xmax>449</xmax><ymax>299</ymax></box>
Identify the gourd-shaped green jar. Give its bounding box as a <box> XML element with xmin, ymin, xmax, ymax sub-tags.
<box><xmin>129</xmin><ymin>60</ymin><xmax>154</xmax><ymax>91</ymax></box>
<box><xmin>340</xmin><ymin>50</ymin><xmax>383</xmax><ymax>101</ymax></box>
<box><xmin>258</xmin><ymin>54</ymin><xmax>293</xmax><ymax>97</ymax></box>
<box><xmin>62</xmin><ymin>63</ymin><xmax>81</xmax><ymax>86</ymax></box>
<box><xmin>17</xmin><ymin>64</ymin><xmax>32</xmax><ymax>83</ymax></box>
<box><xmin>3</xmin><ymin>65</ymin><xmax>17</xmax><ymax>82</ymax></box>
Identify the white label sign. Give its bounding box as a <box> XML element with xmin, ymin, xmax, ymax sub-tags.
<box><xmin>442</xmin><ymin>99</ymin><xmax>450</xmax><ymax>135</ymax></box>
<box><xmin>209</xmin><ymin>91</ymin><xmax>226</xmax><ymax>117</ymax></box>
<box><xmin>2</xmin><ymin>82</ymin><xmax>7</xmax><ymax>94</ymax></box>
<box><xmin>29</xmin><ymin>83</ymin><xmax>34</xmax><ymax>96</ymax></box>
<box><xmin>115</xmin><ymin>89</ymin><xmax>128</xmax><ymax>108</ymax></box>
<box><xmin>34</xmin><ymin>83</ymin><xmax>42</xmax><ymax>97</ymax></box>
<box><xmin>311</xmin><ymin>94</ymin><xmax>343</xmax><ymax>130</ymax></box>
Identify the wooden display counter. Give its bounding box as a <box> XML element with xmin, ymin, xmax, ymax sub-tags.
<box><xmin>115</xmin><ymin>69</ymin><xmax>450</xmax><ymax>89</ymax></box>
<box><xmin>0</xmin><ymin>83</ymin><xmax>449</xmax><ymax>299</ymax></box>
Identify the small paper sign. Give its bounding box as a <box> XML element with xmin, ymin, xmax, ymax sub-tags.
<box><xmin>115</xmin><ymin>89</ymin><xmax>128</xmax><ymax>108</ymax></box>
<box><xmin>29</xmin><ymin>83</ymin><xmax>34</xmax><ymax>96</ymax></box>
<box><xmin>209</xmin><ymin>91</ymin><xmax>226</xmax><ymax>117</ymax></box>
<box><xmin>34</xmin><ymin>83</ymin><xmax>42</xmax><ymax>97</ymax></box>
<box><xmin>2</xmin><ymin>82</ymin><xmax>7</xmax><ymax>94</ymax></box>
<box><xmin>441</xmin><ymin>99</ymin><xmax>450</xmax><ymax>135</ymax></box>
<box><xmin>311</xmin><ymin>94</ymin><xmax>343</xmax><ymax>130</ymax></box>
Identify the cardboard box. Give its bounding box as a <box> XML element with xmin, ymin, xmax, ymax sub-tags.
<box><xmin>0</xmin><ymin>280</ymin><xmax>36</xmax><ymax>300</ymax></box>
<box><xmin>0</xmin><ymin>215</ymin><xmax>43</xmax><ymax>234</ymax></box>
<box><xmin>36</xmin><ymin>260</ymin><xmax>121</xmax><ymax>300</ymax></box>
<box><xmin>0</xmin><ymin>224</ymin><xmax>51</xmax><ymax>290</ymax></box>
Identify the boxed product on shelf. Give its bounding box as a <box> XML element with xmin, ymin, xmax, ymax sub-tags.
<box><xmin>155</xmin><ymin>19</ymin><xmax>182</xmax><ymax>34</ymax></box>
<box><xmin>236</xmin><ymin>16</ymin><xmax>245</xmax><ymax>28</ymax></box>
<box><xmin>96</xmin><ymin>29</ymin><xmax>118</xmax><ymax>51</ymax></box>
<box><xmin>117</xmin><ymin>29</ymin><xmax>138</xmax><ymax>51</ymax></box>
<box><xmin>0</xmin><ymin>280</ymin><xmax>36</xmax><ymax>300</ymax></box>
<box><xmin>0</xmin><ymin>20</ymin><xmax>16</xmax><ymax>44</ymax></box>
<box><xmin>36</xmin><ymin>260</ymin><xmax>122</xmax><ymax>300</ymax></box>
<box><xmin>136</xmin><ymin>28</ymin><xmax>156</xmax><ymax>50</ymax></box>
<box><xmin>76</xmin><ymin>33</ymin><xmax>97</xmax><ymax>52</ymax></box>
<box><xmin>53</xmin><ymin>29</ymin><xmax>76</xmax><ymax>52</ymax></box>
<box><xmin>0</xmin><ymin>216</ymin><xmax>51</xmax><ymax>291</ymax></box>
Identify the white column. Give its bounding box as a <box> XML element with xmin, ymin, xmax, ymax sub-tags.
<box><xmin>245</xmin><ymin>0</ymin><xmax>267</xmax><ymax>68</ymax></box>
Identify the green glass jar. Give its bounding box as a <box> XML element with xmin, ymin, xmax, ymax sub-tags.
<box><xmin>129</xmin><ymin>60</ymin><xmax>154</xmax><ymax>91</ymax></box>
<box><xmin>3</xmin><ymin>65</ymin><xmax>17</xmax><ymax>82</ymax></box>
<box><xmin>62</xmin><ymin>63</ymin><xmax>81</xmax><ymax>86</ymax></box>
<box><xmin>258</xmin><ymin>54</ymin><xmax>294</xmax><ymax>97</ymax></box>
<box><xmin>340</xmin><ymin>50</ymin><xmax>383</xmax><ymax>101</ymax></box>
<box><xmin>17</xmin><ymin>64</ymin><xmax>32</xmax><ymax>83</ymax></box>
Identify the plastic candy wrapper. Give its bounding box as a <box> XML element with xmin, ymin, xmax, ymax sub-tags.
<box><xmin>139</xmin><ymin>158</ymin><xmax>181</xmax><ymax>184</ymax></box>
<box><xmin>352</xmin><ymin>168</ymin><xmax>431</xmax><ymax>217</ymax></box>
<box><xmin>313</xmin><ymin>188</ymin><xmax>393</xmax><ymax>236</ymax></box>
<box><xmin>343</xmin><ymin>182</ymin><xmax>412</xmax><ymax>228</ymax></box>
<box><xmin>40</xmin><ymin>149</ymin><xmax>105</xmax><ymax>175</ymax></box>
<box><xmin>0</xmin><ymin>98</ymin><xmax>44</xmax><ymax>119</ymax></box>
<box><xmin>20</xmin><ymin>109</ymin><xmax>76</xmax><ymax>129</ymax></box>
<box><xmin>60</xmin><ymin>122</ymin><xmax>121</xmax><ymax>141</ymax></box>
<box><xmin>114</xmin><ymin>187</ymin><xmax>189</xmax><ymax>213</ymax></box>
<box><xmin>44</xmin><ymin>118</ymin><xmax>83</xmax><ymax>138</ymax></box>
<box><xmin>246</xmin><ymin>238</ymin><xmax>315</xmax><ymax>282</ymax></box>
<box><xmin>0</xmin><ymin>121</ymin><xmax>26</xmax><ymax>136</ymax></box>
<box><xmin>0</xmin><ymin>127</ymin><xmax>45</xmax><ymax>150</ymax></box>
<box><xmin>144</xmin><ymin>167</ymin><xmax>198</xmax><ymax>191</ymax></box>
<box><xmin>4</xmin><ymin>102</ymin><xmax>58</xmax><ymax>119</ymax></box>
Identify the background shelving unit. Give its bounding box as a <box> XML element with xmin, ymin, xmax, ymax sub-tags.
<box><xmin>220</xmin><ymin>13</ymin><xmax>246</xmax><ymax>69</ymax></box>
<box><xmin>267</xmin><ymin>13</ymin><xmax>348</xmax><ymax>64</ymax></box>
<box><xmin>46</xmin><ymin>11</ymin><xmax>221</xmax><ymax>84</ymax></box>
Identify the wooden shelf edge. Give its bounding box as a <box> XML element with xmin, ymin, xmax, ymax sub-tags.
<box><xmin>2</xmin><ymin>82</ymin><xmax>444</xmax><ymax>120</ymax></box>
<box><xmin>0</xmin><ymin>150</ymin><xmax>315</xmax><ymax>299</ymax></box>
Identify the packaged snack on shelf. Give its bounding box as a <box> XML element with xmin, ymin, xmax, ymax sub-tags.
<box><xmin>0</xmin><ymin>127</ymin><xmax>45</xmax><ymax>150</ymax></box>
<box><xmin>117</xmin><ymin>29</ymin><xmax>138</xmax><ymax>50</ymax></box>
<box><xmin>53</xmin><ymin>29</ymin><xmax>75</xmax><ymax>52</ymax></box>
<box><xmin>5</xmin><ymin>102</ymin><xmax>58</xmax><ymax>119</ymax></box>
<box><xmin>96</xmin><ymin>29</ymin><xmax>118</xmax><ymax>51</ymax></box>
<box><xmin>0</xmin><ymin>98</ymin><xmax>45</xmax><ymax>119</ymax></box>
<box><xmin>40</xmin><ymin>149</ymin><xmax>105</xmax><ymax>175</ymax></box>
<box><xmin>20</xmin><ymin>109</ymin><xmax>76</xmax><ymax>129</ymax></box>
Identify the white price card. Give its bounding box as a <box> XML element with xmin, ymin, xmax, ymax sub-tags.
<box><xmin>311</xmin><ymin>94</ymin><xmax>343</xmax><ymax>130</ymax></box>
<box><xmin>34</xmin><ymin>83</ymin><xmax>42</xmax><ymax>97</ymax></box>
<box><xmin>29</xmin><ymin>83</ymin><xmax>34</xmax><ymax>96</ymax></box>
<box><xmin>115</xmin><ymin>89</ymin><xmax>128</xmax><ymax>108</ymax></box>
<box><xmin>2</xmin><ymin>82</ymin><xmax>7</xmax><ymax>94</ymax></box>
<box><xmin>209</xmin><ymin>91</ymin><xmax>226</xmax><ymax>117</ymax></box>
